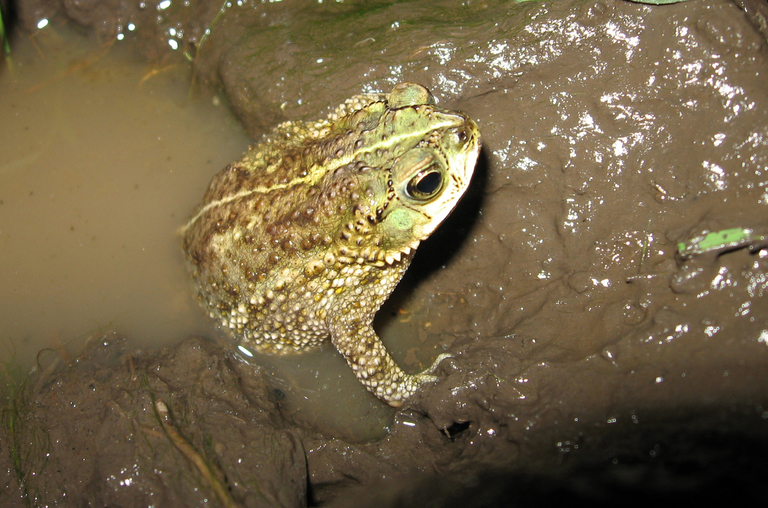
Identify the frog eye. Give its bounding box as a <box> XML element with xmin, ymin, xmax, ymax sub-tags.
<box><xmin>406</xmin><ymin>166</ymin><xmax>445</xmax><ymax>201</ymax></box>
<box><xmin>392</xmin><ymin>148</ymin><xmax>447</xmax><ymax>203</ymax></box>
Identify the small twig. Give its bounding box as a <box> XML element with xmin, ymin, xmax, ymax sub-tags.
<box><xmin>138</xmin><ymin>64</ymin><xmax>180</xmax><ymax>86</ymax></box>
<box><xmin>153</xmin><ymin>399</ymin><xmax>242</xmax><ymax>508</ymax></box>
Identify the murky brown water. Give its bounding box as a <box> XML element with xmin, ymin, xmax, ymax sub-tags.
<box><xmin>0</xmin><ymin>25</ymin><xmax>432</xmax><ymax>441</ymax></box>
<box><xmin>0</xmin><ymin>27</ymin><xmax>249</xmax><ymax>372</ymax></box>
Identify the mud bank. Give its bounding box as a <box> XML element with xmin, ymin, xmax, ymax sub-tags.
<box><xmin>3</xmin><ymin>0</ymin><xmax>768</xmax><ymax>506</ymax></box>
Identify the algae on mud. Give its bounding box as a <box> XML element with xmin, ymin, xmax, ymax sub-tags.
<box><xmin>3</xmin><ymin>0</ymin><xmax>768</xmax><ymax>506</ymax></box>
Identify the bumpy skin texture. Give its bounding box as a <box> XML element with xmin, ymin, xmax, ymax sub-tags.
<box><xmin>182</xmin><ymin>83</ymin><xmax>480</xmax><ymax>406</ymax></box>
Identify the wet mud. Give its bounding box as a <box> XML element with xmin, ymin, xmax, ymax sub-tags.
<box><xmin>3</xmin><ymin>0</ymin><xmax>768</xmax><ymax>506</ymax></box>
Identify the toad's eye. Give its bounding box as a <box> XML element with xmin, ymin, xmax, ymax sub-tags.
<box><xmin>392</xmin><ymin>148</ymin><xmax>447</xmax><ymax>203</ymax></box>
<box><xmin>406</xmin><ymin>167</ymin><xmax>444</xmax><ymax>201</ymax></box>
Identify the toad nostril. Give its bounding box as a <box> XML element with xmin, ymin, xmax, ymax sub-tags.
<box><xmin>455</xmin><ymin>127</ymin><xmax>468</xmax><ymax>145</ymax></box>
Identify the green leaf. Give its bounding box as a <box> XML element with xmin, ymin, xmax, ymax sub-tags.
<box><xmin>677</xmin><ymin>227</ymin><xmax>768</xmax><ymax>258</ymax></box>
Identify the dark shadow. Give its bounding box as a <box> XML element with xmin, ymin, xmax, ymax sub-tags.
<box><xmin>322</xmin><ymin>406</ymin><xmax>768</xmax><ymax>507</ymax></box>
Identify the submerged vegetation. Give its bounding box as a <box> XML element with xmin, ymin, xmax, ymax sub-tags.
<box><xmin>1</xmin><ymin>360</ymin><xmax>43</xmax><ymax>507</ymax></box>
<box><xmin>1</xmin><ymin>7</ymin><xmax>10</xmax><ymax>56</ymax></box>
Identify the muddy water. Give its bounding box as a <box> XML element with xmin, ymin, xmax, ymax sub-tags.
<box><xmin>0</xmin><ymin>25</ymin><xmax>425</xmax><ymax>441</ymax></box>
<box><xmin>0</xmin><ymin>28</ymin><xmax>248</xmax><ymax>373</ymax></box>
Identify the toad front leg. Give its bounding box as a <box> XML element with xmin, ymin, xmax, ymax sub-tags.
<box><xmin>329</xmin><ymin>315</ymin><xmax>448</xmax><ymax>407</ymax></box>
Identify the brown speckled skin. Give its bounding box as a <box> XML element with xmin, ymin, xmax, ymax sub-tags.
<box><xmin>182</xmin><ymin>83</ymin><xmax>480</xmax><ymax>406</ymax></box>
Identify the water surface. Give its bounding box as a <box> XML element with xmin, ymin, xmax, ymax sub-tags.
<box><xmin>0</xmin><ymin>26</ymin><xmax>250</xmax><ymax>374</ymax></box>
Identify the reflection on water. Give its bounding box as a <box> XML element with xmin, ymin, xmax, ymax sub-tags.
<box><xmin>0</xmin><ymin>26</ymin><xmax>250</xmax><ymax>374</ymax></box>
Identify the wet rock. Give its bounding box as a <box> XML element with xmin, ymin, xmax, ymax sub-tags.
<box><xmin>0</xmin><ymin>334</ymin><xmax>306</xmax><ymax>508</ymax></box>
